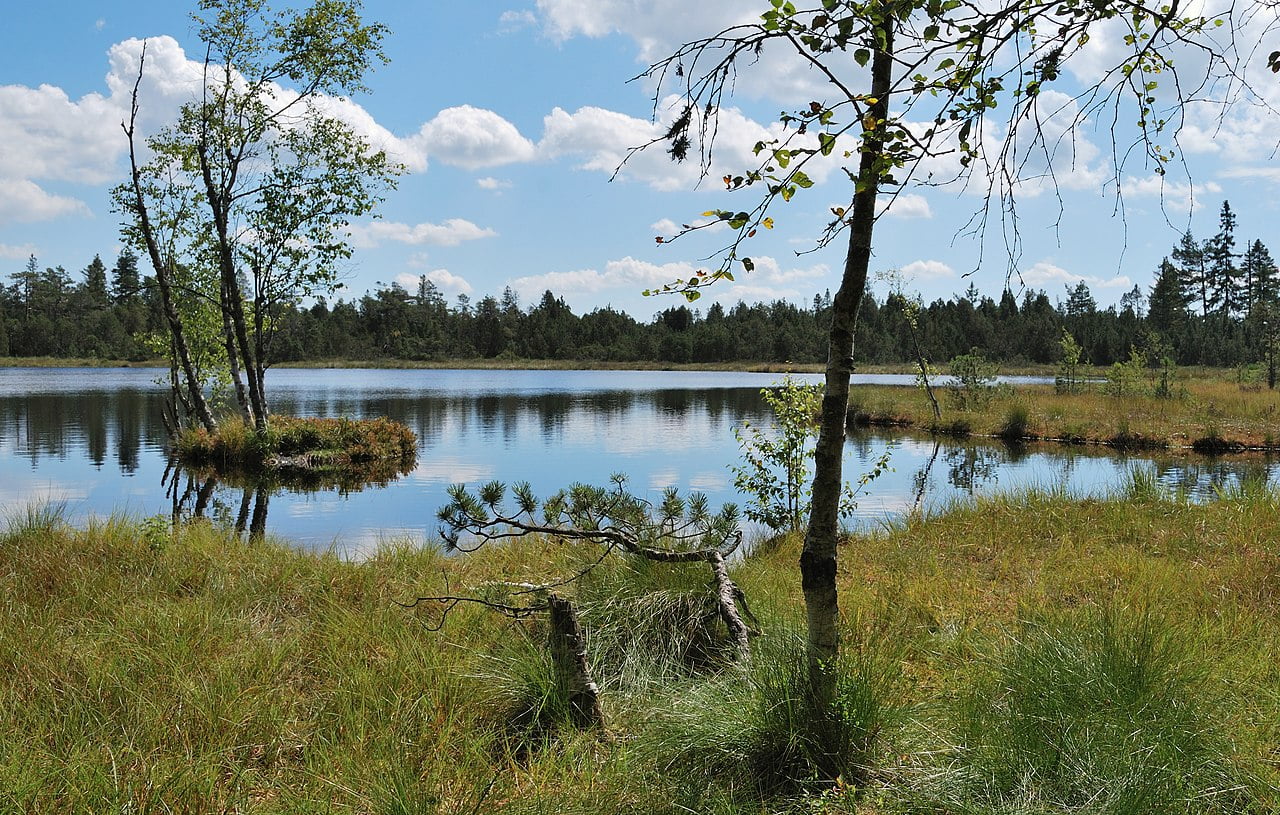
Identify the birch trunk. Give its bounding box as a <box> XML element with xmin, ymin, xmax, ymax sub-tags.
<box><xmin>801</xmin><ymin>20</ymin><xmax>894</xmax><ymax>670</ymax></box>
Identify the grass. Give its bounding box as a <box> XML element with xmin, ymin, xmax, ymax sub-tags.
<box><xmin>175</xmin><ymin>415</ymin><xmax>418</xmax><ymax>487</ymax></box>
<box><xmin>2</xmin><ymin>491</ymin><xmax>1279</xmax><ymax>813</ymax></box>
<box><xmin>0</xmin><ymin>356</ymin><xmax>165</xmax><ymax>368</ymax></box>
<box><xmin>848</xmin><ymin>371</ymin><xmax>1280</xmax><ymax>451</ymax></box>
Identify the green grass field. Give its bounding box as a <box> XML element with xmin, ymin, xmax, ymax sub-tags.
<box><xmin>3</xmin><ymin>484</ymin><xmax>1278</xmax><ymax>813</ymax></box>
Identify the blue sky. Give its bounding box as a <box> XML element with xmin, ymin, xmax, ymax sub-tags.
<box><xmin>2</xmin><ymin>1</ymin><xmax>1277</xmax><ymax>319</ymax></box>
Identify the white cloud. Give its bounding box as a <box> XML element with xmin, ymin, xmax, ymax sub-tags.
<box><xmin>0</xmin><ymin>34</ymin><xmax>436</xmax><ymax>232</ymax></box>
<box><xmin>538</xmin><ymin>101</ymin><xmax>793</xmax><ymax>192</ymax></box>
<box><xmin>1021</xmin><ymin>261</ymin><xmax>1131</xmax><ymax>290</ymax></box>
<box><xmin>425</xmin><ymin>269</ymin><xmax>474</xmax><ymax>294</ymax></box>
<box><xmin>94</xmin><ymin>19</ymin><xmax>106</xmax><ymax>31</ymax></box>
<box><xmin>531</xmin><ymin>1</ymin><xmax>833</xmax><ymax>101</ymax></box>
<box><xmin>1121</xmin><ymin>174</ymin><xmax>1221</xmax><ymax>213</ymax></box>
<box><xmin>348</xmin><ymin>219</ymin><xmax>497</xmax><ymax>249</ymax></box>
<box><xmin>0</xmin><ymin>242</ymin><xmax>37</xmax><ymax>260</ymax></box>
<box><xmin>1217</xmin><ymin>166</ymin><xmax>1280</xmax><ymax>183</ymax></box>
<box><xmin>511</xmin><ymin>254</ymin><xmax>829</xmax><ymax>305</ymax></box>
<box><xmin>498</xmin><ymin>10</ymin><xmax>537</xmax><ymax>33</ymax></box>
<box><xmin>0</xmin><ymin>179</ymin><xmax>89</xmax><ymax>226</ymax></box>
<box><xmin>476</xmin><ymin>176</ymin><xmax>512</xmax><ymax>191</ymax></box>
<box><xmin>0</xmin><ymin>81</ymin><xmax>122</xmax><ymax>187</ymax></box>
<box><xmin>899</xmin><ymin>260</ymin><xmax>955</xmax><ymax>281</ymax></box>
<box><xmin>877</xmin><ymin>193</ymin><xmax>932</xmax><ymax>219</ymax></box>
<box><xmin>411</xmin><ymin>105</ymin><xmax>536</xmax><ymax>169</ymax></box>
<box><xmin>394</xmin><ymin>268</ymin><xmax>474</xmax><ymax>295</ymax></box>
<box><xmin>512</xmin><ymin>256</ymin><xmax>694</xmax><ymax>297</ymax></box>
<box><xmin>535</xmin><ymin>1</ymin><xmax>754</xmax><ymax>59</ymax></box>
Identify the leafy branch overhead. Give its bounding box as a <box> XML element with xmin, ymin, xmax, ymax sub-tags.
<box><xmin>635</xmin><ymin>0</ymin><xmax>1262</xmax><ymax>301</ymax></box>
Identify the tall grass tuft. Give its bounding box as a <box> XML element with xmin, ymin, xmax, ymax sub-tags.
<box><xmin>471</xmin><ymin>623</ymin><xmax>584</xmax><ymax>749</ymax></box>
<box><xmin>641</xmin><ymin>633</ymin><xmax>899</xmax><ymax>798</ymax></box>
<box><xmin>997</xmin><ymin>402</ymin><xmax>1032</xmax><ymax>441</ymax></box>
<box><xmin>1117</xmin><ymin>464</ymin><xmax>1167</xmax><ymax>503</ymax></box>
<box><xmin>1</xmin><ymin>502</ymin><xmax>68</xmax><ymax>543</ymax></box>
<box><xmin>1213</xmin><ymin>469</ymin><xmax>1274</xmax><ymax>503</ymax></box>
<box><xmin>577</xmin><ymin>556</ymin><xmax>738</xmax><ymax>689</ymax></box>
<box><xmin>930</xmin><ymin>608</ymin><xmax>1261</xmax><ymax>814</ymax></box>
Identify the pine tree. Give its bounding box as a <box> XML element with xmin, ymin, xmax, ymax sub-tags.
<box><xmin>1242</xmin><ymin>239</ymin><xmax>1280</xmax><ymax>375</ymax></box>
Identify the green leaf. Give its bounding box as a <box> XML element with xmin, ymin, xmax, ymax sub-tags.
<box><xmin>819</xmin><ymin>132</ymin><xmax>837</xmax><ymax>156</ymax></box>
<box><xmin>792</xmin><ymin>170</ymin><xmax>814</xmax><ymax>189</ymax></box>
<box><xmin>854</xmin><ymin>48</ymin><xmax>871</xmax><ymax>67</ymax></box>
<box><xmin>923</xmin><ymin>24</ymin><xmax>939</xmax><ymax>41</ymax></box>
<box><xmin>742</xmin><ymin>257</ymin><xmax>755</xmax><ymax>272</ymax></box>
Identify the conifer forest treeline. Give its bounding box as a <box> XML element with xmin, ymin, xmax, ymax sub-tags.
<box><xmin>3</xmin><ymin>202</ymin><xmax>1275</xmax><ymax>370</ymax></box>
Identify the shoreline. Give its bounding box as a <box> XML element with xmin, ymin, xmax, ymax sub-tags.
<box><xmin>0</xmin><ymin>354</ymin><xmax>1094</xmax><ymax>377</ymax></box>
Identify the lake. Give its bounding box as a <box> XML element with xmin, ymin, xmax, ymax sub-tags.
<box><xmin>1</xmin><ymin>367</ymin><xmax>1273</xmax><ymax>554</ymax></box>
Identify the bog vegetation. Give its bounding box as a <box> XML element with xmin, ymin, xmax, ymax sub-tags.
<box><xmin>3</xmin><ymin>485</ymin><xmax>1278</xmax><ymax>813</ymax></box>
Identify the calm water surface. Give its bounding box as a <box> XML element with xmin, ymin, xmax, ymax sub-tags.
<box><xmin>1</xmin><ymin>367</ymin><xmax>1272</xmax><ymax>554</ymax></box>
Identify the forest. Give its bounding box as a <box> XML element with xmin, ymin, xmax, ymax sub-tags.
<box><xmin>1</xmin><ymin>201</ymin><xmax>1275</xmax><ymax>372</ymax></box>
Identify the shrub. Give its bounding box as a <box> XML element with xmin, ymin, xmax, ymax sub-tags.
<box><xmin>1104</xmin><ymin>346</ymin><xmax>1147</xmax><ymax>398</ymax></box>
<box><xmin>947</xmin><ymin>349</ymin><xmax>998</xmax><ymax>410</ymax></box>
<box><xmin>731</xmin><ymin>375</ymin><xmax>823</xmax><ymax>533</ymax></box>
<box><xmin>1055</xmin><ymin>330</ymin><xmax>1087</xmax><ymax>395</ymax></box>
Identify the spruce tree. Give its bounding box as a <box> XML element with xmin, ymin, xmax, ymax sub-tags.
<box><xmin>1205</xmin><ymin>201</ymin><xmax>1239</xmax><ymax>319</ymax></box>
<box><xmin>1171</xmin><ymin>229</ymin><xmax>1208</xmax><ymax>318</ymax></box>
<box><xmin>111</xmin><ymin>249</ymin><xmax>140</xmax><ymax>305</ymax></box>
<box><xmin>81</xmin><ymin>254</ymin><xmax>110</xmax><ymax>311</ymax></box>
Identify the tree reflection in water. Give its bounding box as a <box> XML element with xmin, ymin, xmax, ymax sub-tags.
<box><xmin>162</xmin><ymin>449</ymin><xmax>417</xmax><ymax>542</ymax></box>
<box><xmin>5</xmin><ymin>370</ymin><xmax>1280</xmax><ymax>545</ymax></box>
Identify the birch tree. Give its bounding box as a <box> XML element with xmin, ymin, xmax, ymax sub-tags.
<box><xmin>633</xmin><ymin>0</ymin><xmax>1270</xmax><ymax>671</ymax></box>
<box><xmin>117</xmin><ymin>0</ymin><xmax>399</xmax><ymax>432</ymax></box>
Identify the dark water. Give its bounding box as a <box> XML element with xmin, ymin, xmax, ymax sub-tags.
<box><xmin>0</xmin><ymin>367</ymin><xmax>1273</xmax><ymax>554</ymax></box>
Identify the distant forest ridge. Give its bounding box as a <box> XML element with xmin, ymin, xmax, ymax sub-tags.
<box><xmin>2</xmin><ymin>202</ymin><xmax>1275</xmax><ymax>369</ymax></box>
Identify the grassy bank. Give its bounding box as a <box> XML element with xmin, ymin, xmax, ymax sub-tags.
<box><xmin>849</xmin><ymin>373</ymin><xmax>1280</xmax><ymax>451</ymax></box>
<box><xmin>3</xmin><ymin>488</ymin><xmax>1278</xmax><ymax>813</ymax></box>
<box><xmin>0</xmin><ymin>356</ymin><xmax>165</xmax><ymax>368</ymax></box>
